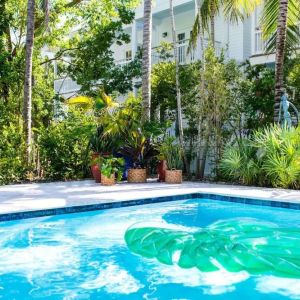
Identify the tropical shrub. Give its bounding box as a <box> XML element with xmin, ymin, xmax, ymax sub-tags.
<box><xmin>0</xmin><ymin>123</ymin><xmax>28</xmax><ymax>184</ymax></box>
<box><xmin>220</xmin><ymin>125</ymin><xmax>300</xmax><ymax>188</ymax></box>
<box><xmin>39</xmin><ymin>111</ymin><xmax>96</xmax><ymax>180</ymax></box>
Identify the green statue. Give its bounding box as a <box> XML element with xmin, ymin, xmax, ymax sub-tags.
<box><xmin>279</xmin><ymin>88</ymin><xmax>292</xmax><ymax>128</ymax></box>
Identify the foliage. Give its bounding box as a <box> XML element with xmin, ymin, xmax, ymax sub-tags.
<box><xmin>236</xmin><ymin>61</ymin><xmax>275</xmax><ymax>131</ymax></box>
<box><xmin>119</xmin><ymin>128</ymin><xmax>156</xmax><ymax>169</ymax></box>
<box><xmin>88</xmin><ymin>125</ymin><xmax>117</xmax><ymax>154</ymax></box>
<box><xmin>38</xmin><ymin>110</ymin><xmax>96</xmax><ymax>180</ymax></box>
<box><xmin>98</xmin><ymin>156</ymin><xmax>124</xmax><ymax>181</ymax></box>
<box><xmin>220</xmin><ymin>139</ymin><xmax>261</xmax><ymax>185</ymax></box>
<box><xmin>67</xmin><ymin>0</ymin><xmax>141</xmax><ymax>94</ymax></box>
<box><xmin>0</xmin><ymin>122</ymin><xmax>28</xmax><ymax>184</ymax></box>
<box><xmin>261</xmin><ymin>0</ymin><xmax>300</xmax><ymax>52</ymax></box>
<box><xmin>220</xmin><ymin>125</ymin><xmax>300</xmax><ymax>188</ymax></box>
<box><xmin>157</xmin><ymin>137</ymin><xmax>183</xmax><ymax>170</ymax></box>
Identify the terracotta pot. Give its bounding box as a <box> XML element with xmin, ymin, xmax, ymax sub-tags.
<box><xmin>91</xmin><ymin>153</ymin><xmax>101</xmax><ymax>183</ymax></box>
<box><xmin>165</xmin><ymin>170</ymin><xmax>182</xmax><ymax>184</ymax></box>
<box><xmin>157</xmin><ymin>160</ymin><xmax>167</xmax><ymax>182</ymax></box>
<box><xmin>127</xmin><ymin>169</ymin><xmax>147</xmax><ymax>183</ymax></box>
<box><xmin>101</xmin><ymin>174</ymin><xmax>115</xmax><ymax>186</ymax></box>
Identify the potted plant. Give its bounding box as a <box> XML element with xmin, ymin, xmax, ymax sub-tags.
<box><xmin>119</xmin><ymin>129</ymin><xmax>155</xmax><ymax>183</ymax></box>
<box><xmin>158</xmin><ymin>137</ymin><xmax>183</xmax><ymax>184</ymax></box>
<box><xmin>98</xmin><ymin>156</ymin><xmax>125</xmax><ymax>186</ymax></box>
<box><xmin>88</xmin><ymin>125</ymin><xmax>116</xmax><ymax>182</ymax></box>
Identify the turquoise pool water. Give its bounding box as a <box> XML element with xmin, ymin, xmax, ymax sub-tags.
<box><xmin>1</xmin><ymin>198</ymin><xmax>300</xmax><ymax>299</ymax></box>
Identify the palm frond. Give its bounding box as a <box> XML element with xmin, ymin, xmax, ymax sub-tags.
<box><xmin>262</xmin><ymin>0</ymin><xmax>300</xmax><ymax>52</ymax></box>
<box><xmin>222</xmin><ymin>0</ymin><xmax>261</xmax><ymax>23</ymax></box>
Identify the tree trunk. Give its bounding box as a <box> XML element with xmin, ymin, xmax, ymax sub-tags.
<box><xmin>23</xmin><ymin>0</ymin><xmax>35</xmax><ymax>164</ymax></box>
<box><xmin>44</xmin><ymin>0</ymin><xmax>50</xmax><ymax>30</ymax></box>
<box><xmin>210</xmin><ymin>3</ymin><xmax>215</xmax><ymax>47</ymax></box>
<box><xmin>274</xmin><ymin>0</ymin><xmax>288</xmax><ymax>122</ymax></box>
<box><xmin>196</xmin><ymin>0</ymin><xmax>205</xmax><ymax>178</ymax></box>
<box><xmin>199</xmin><ymin>134</ymin><xmax>209</xmax><ymax>178</ymax></box>
<box><xmin>169</xmin><ymin>0</ymin><xmax>189</xmax><ymax>174</ymax></box>
<box><xmin>141</xmin><ymin>0</ymin><xmax>152</xmax><ymax>122</ymax></box>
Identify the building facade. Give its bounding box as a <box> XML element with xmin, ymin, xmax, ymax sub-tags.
<box><xmin>54</xmin><ymin>0</ymin><xmax>270</xmax><ymax>98</ymax></box>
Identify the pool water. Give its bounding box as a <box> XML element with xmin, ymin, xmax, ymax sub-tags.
<box><xmin>1</xmin><ymin>198</ymin><xmax>300</xmax><ymax>299</ymax></box>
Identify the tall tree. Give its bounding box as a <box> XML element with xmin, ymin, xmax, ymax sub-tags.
<box><xmin>169</xmin><ymin>0</ymin><xmax>189</xmax><ymax>174</ymax></box>
<box><xmin>261</xmin><ymin>0</ymin><xmax>300</xmax><ymax>120</ymax></box>
<box><xmin>23</xmin><ymin>0</ymin><xmax>35</xmax><ymax>163</ymax></box>
<box><xmin>274</xmin><ymin>0</ymin><xmax>288</xmax><ymax>121</ymax></box>
<box><xmin>189</xmin><ymin>0</ymin><xmax>260</xmax><ymax>178</ymax></box>
<box><xmin>141</xmin><ymin>0</ymin><xmax>152</xmax><ymax>122</ymax></box>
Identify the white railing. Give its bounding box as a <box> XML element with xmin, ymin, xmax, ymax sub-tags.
<box><xmin>54</xmin><ymin>77</ymin><xmax>81</xmax><ymax>95</ymax></box>
<box><xmin>254</xmin><ymin>30</ymin><xmax>266</xmax><ymax>54</ymax></box>
<box><xmin>151</xmin><ymin>39</ymin><xmax>222</xmax><ymax>65</ymax></box>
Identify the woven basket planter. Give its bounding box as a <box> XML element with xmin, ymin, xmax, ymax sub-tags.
<box><xmin>101</xmin><ymin>174</ymin><xmax>115</xmax><ymax>186</ymax></box>
<box><xmin>127</xmin><ymin>169</ymin><xmax>147</xmax><ymax>183</ymax></box>
<box><xmin>165</xmin><ymin>170</ymin><xmax>182</xmax><ymax>184</ymax></box>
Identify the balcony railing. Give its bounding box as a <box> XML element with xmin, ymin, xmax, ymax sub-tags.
<box><xmin>254</xmin><ymin>30</ymin><xmax>266</xmax><ymax>54</ymax></box>
<box><xmin>54</xmin><ymin>77</ymin><xmax>81</xmax><ymax>96</ymax></box>
<box><xmin>151</xmin><ymin>39</ymin><xmax>222</xmax><ymax>65</ymax></box>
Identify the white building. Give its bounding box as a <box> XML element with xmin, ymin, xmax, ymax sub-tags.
<box><xmin>54</xmin><ymin>0</ymin><xmax>271</xmax><ymax>98</ymax></box>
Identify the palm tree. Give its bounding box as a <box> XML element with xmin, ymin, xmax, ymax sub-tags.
<box><xmin>23</xmin><ymin>0</ymin><xmax>35</xmax><ymax>163</ymax></box>
<box><xmin>261</xmin><ymin>0</ymin><xmax>300</xmax><ymax>121</ymax></box>
<box><xmin>169</xmin><ymin>0</ymin><xmax>189</xmax><ymax>174</ymax></box>
<box><xmin>141</xmin><ymin>0</ymin><xmax>152</xmax><ymax>122</ymax></box>
<box><xmin>189</xmin><ymin>0</ymin><xmax>261</xmax><ymax>49</ymax></box>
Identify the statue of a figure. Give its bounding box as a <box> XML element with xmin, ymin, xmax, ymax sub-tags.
<box><xmin>279</xmin><ymin>88</ymin><xmax>292</xmax><ymax>128</ymax></box>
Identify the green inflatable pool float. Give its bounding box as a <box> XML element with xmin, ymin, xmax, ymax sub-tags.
<box><xmin>124</xmin><ymin>219</ymin><xmax>300</xmax><ymax>278</ymax></box>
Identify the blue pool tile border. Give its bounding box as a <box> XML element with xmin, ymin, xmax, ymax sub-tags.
<box><xmin>0</xmin><ymin>192</ymin><xmax>300</xmax><ymax>222</ymax></box>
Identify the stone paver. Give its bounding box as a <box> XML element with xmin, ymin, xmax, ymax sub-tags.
<box><xmin>0</xmin><ymin>180</ymin><xmax>300</xmax><ymax>215</ymax></box>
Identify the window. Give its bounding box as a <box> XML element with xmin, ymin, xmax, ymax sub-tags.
<box><xmin>126</xmin><ymin>50</ymin><xmax>132</xmax><ymax>61</ymax></box>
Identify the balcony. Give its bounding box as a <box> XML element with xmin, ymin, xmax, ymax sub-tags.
<box><xmin>254</xmin><ymin>30</ymin><xmax>266</xmax><ymax>55</ymax></box>
<box><xmin>54</xmin><ymin>77</ymin><xmax>81</xmax><ymax>97</ymax></box>
<box><xmin>151</xmin><ymin>39</ymin><xmax>222</xmax><ymax>65</ymax></box>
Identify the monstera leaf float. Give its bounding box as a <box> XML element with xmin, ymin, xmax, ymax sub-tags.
<box><xmin>125</xmin><ymin>219</ymin><xmax>300</xmax><ymax>278</ymax></box>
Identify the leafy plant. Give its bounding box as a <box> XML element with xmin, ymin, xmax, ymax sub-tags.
<box><xmin>119</xmin><ymin>128</ymin><xmax>156</xmax><ymax>169</ymax></box>
<box><xmin>157</xmin><ymin>137</ymin><xmax>183</xmax><ymax>170</ymax></box>
<box><xmin>88</xmin><ymin>125</ymin><xmax>117</xmax><ymax>154</ymax></box>
<box><xmin>220</xmin><ymin>139</ymin><xmax>262</xmax><ymax>185</ymax></box>
<box><xmin>38</xmin><ymin>110</ymin><xmax>96</xmax><ymax>180</ymax></box>
<box><xmin>98</xmin><ymin>156</ymin><xmax>124</xmax><ymax>181</ymax></box>
<box><xmin>220</xmin><ymin>125</ymin><xmax>300</xmax><ymax>188</ymax></box>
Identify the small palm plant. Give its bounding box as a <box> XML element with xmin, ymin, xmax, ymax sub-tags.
<box><xmin>220</xmin><ymin>125</ymin><xmax>300</xmax><ymax>188</ymax></box>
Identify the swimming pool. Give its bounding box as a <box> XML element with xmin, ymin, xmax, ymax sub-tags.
<box><xmin>1</xmin><ymin>197</ymin><xmax>300</xmax><ymax>299</ymax></box>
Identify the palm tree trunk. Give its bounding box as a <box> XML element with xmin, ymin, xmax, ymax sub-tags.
<box><xmin>23</xmin><ymin>0</ymin><xmax>35</xmax><ymax>163</ymax></box>
<box><xmin>196</xmin><ymin>0</ymin><xmax>205</xmax><ymax>178</ymax></box>
<box><xmin>274</xmin><ymin>0</ymin><xmax>288</xmax><ymax>122</ymax></box>
<box><xmin>141</xmin><ymin>0</ymin><xmax>152</xmax><ymax>122</ymax></box>
<box><xmin>210</xmin><ymin>3</ymin><xmax>215</xmax><ymax>47</ymax></box>
<box><xmin>169</xmin><ymin>0</ymin><xmax>189</xmax><ymax>174</ymax></box>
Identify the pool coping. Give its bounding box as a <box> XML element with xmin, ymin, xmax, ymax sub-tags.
<box><xmin>1</xmin><ymin>191</ymin><xmax>300</xmax><ymax>222</ymax></box>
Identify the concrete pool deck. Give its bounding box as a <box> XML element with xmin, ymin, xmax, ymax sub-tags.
<box><xmin>0</xmin><ymin>180</ymin><xmax>300</xmax><ymax>215</ymax></box>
